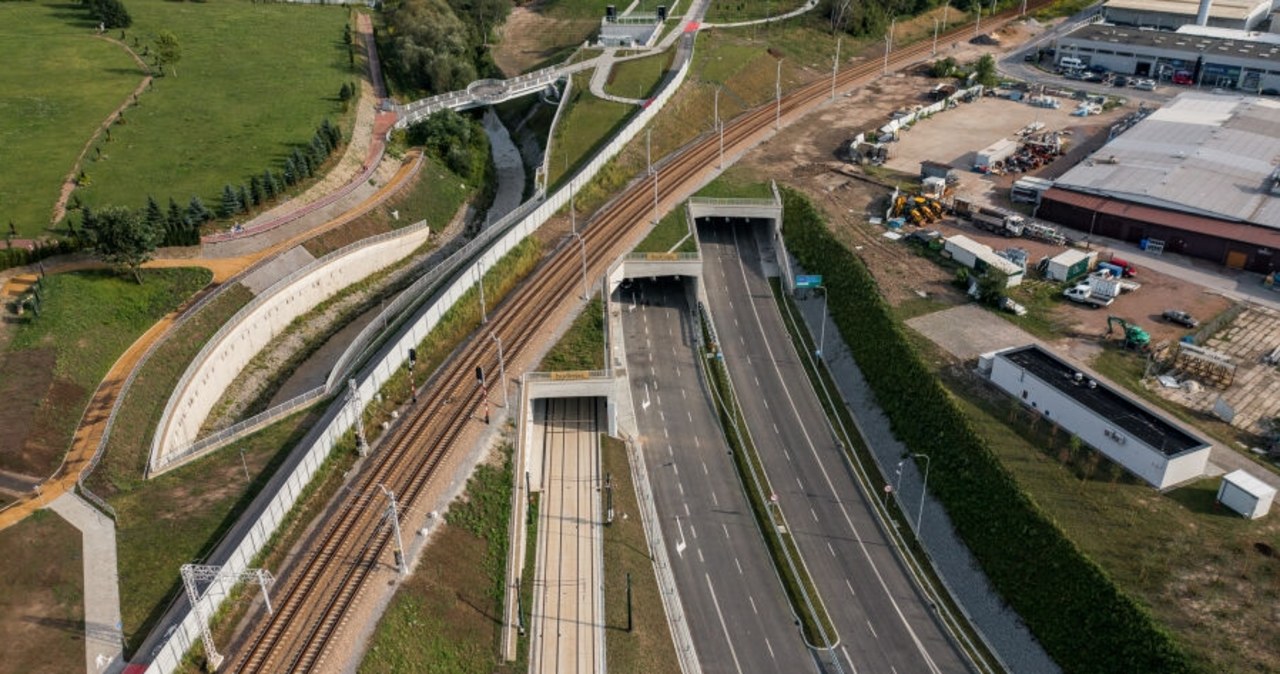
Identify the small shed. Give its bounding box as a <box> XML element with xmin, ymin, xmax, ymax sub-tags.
<box><xmin>974</xmin><ymin>138</ymin><xmax>1018</xmax><ymax>170</ymax></box>
<box><xmin>944</xmin><ymin>235</ymin><xmax>1024</xmax><ymax>286</ymax></box>
<box><xmin>920</xmin><ymin>160</ymin><xmax>957</xmax><ymax>182</ymax></box>
<box><xmin>1043</xmin><ymin>249</ymin><xmax>1097</xmax><ymax>282</ymax></box>
<box><xmin>1217</xmin><ymin>470</ymin><xmax>1276</xmax><ymax>519</ymax></box>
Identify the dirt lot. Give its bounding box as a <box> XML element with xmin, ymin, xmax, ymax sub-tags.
<box><xmin>491</xmin><ymin>3</ymin><xmax>598</xmax><ymax>77</ymax></box>
<box><xmin>884</xmin><ymin>95</ymin><xmax>1128</xmax><ymax>210</ymax></box>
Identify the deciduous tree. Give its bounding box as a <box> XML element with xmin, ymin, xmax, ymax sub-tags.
<box><xmin>83</xmin><ymin>206</ymin><xmax>158</xmax><ymax>283</ymax></box>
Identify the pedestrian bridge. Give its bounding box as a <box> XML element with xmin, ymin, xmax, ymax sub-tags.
<box><xmin>394</xmin><ymin>60</ymin><xmax>595</xmax><ymax>129</ymax></box>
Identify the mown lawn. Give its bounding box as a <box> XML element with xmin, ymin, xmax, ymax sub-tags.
<box><xmin>704</xmin><ymin>0</ymin><xmax>813</xmax><ymax>22</ymax></box>
<box><xmin>73</xmin><ymin>0</ymin><xmax>354</xmax><ymax>218</ymax></box>
<box><xmin>547</xmin><ymin>73</ymin><xmax>637</xmax><ymax>188</ymax></box>
<box><xmin>0</xmin><ymin>0</ymin><xmax>142</xmax><ymax>237</ymax></box>
<box><xmin>539</xmin><ymin>296</ymin><xmax>605</xmax><ymax>371</ymax></box>
<box><xmin>605</xmin><ymin>49</ymin><xmax>674</xmax><ymax>101</ymax></box>
<box><xmin>1</xmin><ymin>267</ymin><xmax>211</xmax><ymax>477</ymax></box>
<box><xmin>634</xmin><ymin>206</ymin><xmax>696</xmax><ymax>253</ymax></box>
<box><xmin>0</xmin><ymin>510</ymin><xmax>85</xmax><ymax>674</ymax></box>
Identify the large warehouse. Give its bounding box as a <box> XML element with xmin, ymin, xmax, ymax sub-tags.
<box><xmin>1055</xmin><ymin>24</ymin><xmax>1280</xmax><ymax>91</ymax></box>
<box><xmin>983</xmin><ymin>345</ymin><xmax>1212</xmax><ymax>489</ymax></box>
<box><xmin>1037</xmin><ymin>92</ymin><xmax>1280</xmax><ymax>273</ymax></box>
<box><xmin>1102</xmin><ymin>0</ymin><xmax>1274</xmax><ymax>31</ymax></box>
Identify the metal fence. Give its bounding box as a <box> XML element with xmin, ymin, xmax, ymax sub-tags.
<box><xmin>148</xmin><ymin>220</ymin><xmax>432</xmax><ymax>475</ymax></box>
<box><xmin>144</xmin><ymin>30</ymin><xmax>697</xmax><ymax>674</ymax></box>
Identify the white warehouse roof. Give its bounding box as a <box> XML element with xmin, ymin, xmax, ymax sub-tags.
<box><xmin>1104</xmin><ymin>0</ymin><xmax>1265</xmax><ymax>21</ymax></box>
<box><xmin>1053</xmin><ymin>92</ymin><xmax>1280</xmax><ymax>230</ymax></box>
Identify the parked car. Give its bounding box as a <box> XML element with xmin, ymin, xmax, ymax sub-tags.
<box><xmin>1113</xmin><ymin>75</ymin><xmax>1129</xmax><ymax>87</ymax></box>
<box><xmin>1162</xmin><ymin>309</ymin><xmax>1199</xmax><ymax>328</ymax></box>
<box><xmin>1133</xmin><ymin>78</ymin><xmax>1157</xmax><ymax>91</ymax></box>
<box><xmin>1172</xmin><ymin>71</ymin><xmax>1194</xmax><ymax>85</ymax></box>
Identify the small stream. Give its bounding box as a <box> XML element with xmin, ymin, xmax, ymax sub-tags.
<box><xmin>266</xmin><ymin>111</ymin><xmax>528</xmax><ymax>406</ymax></box>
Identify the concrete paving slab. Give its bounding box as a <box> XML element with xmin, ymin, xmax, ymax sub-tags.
<box><xmin>906</xmin><ymin>304</ymin><xmax>1038</xmax><ymax>359</ymax></box>
<box><xmin>48</xmin><ymin>493</ymin><xmax>124</xmax><ymax>674</ymax></box>
<box><xmin>239</xmin><ymin>245</ymin><xmax>317</xmax><ymax>295</ymax></box>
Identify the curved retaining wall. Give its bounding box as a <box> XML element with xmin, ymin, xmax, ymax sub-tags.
<box><xmin>148</xmin><ymin>221</ymin><xmax>433</xmax><ymax>475</ymax></box>
<box><xmin>142</xmin><ymin>31</ymin><xmax>696</xmax><ymax>674</ymax></box>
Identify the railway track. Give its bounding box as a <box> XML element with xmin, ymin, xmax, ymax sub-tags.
<box><xmin>229</xmin><ymin>6</ymin><xmax>1053</xmax><ymax>671</ymax></box>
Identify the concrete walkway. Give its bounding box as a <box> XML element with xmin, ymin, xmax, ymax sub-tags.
<box><xmin>48</xmin><ymin>492</ymin><xmax>125</xmax><ymax>674</ymax></box>
<box><xmin>588</xmin><ymin>49</ymin><xmax>649</xmax><ymax>106</ymax></box>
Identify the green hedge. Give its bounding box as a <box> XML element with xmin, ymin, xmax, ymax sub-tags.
<box><xmin>779</xmin><ymin>189</ymin><xmax>1197</xmax><ymax>674</ymax></box>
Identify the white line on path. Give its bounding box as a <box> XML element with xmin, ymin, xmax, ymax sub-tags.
<box><xmin>735</xmin><ymin>558</ymin><xmax>743</xmax><ymax>574</ymax></box>
<box><xmin>711</xmin><ymin>490</ymin><xmax>719</xmax><ymax>507</ymax></box>
<box><xmin>811</xmin><ymin>508</ymin><xmax>819</xmax><ymax>522</ymax></box>
<box><xmin>749</xmin><ymin>595</ymin><xmax>758</xmax><ymax>615</ymax></box>
<box><xmin>722</xmin><ymin>523</ymin><xmax>730</xmax><ymax>539</ymax></box>
<box><xmin>828</xmin><ymin>542</ymin><xmax>837</xmax><ymax>556</ymax></box>
<box><xmin>867</xmin><ymin>620</ymin><xmax>879</xmax><ymax>639</ymax></box>
<box><xmin>705</xmin><ymin>574</ymin><xmax>746</xmax><ymax>674</ymax></box>
<box><xmin>846</xmin><ymin>578</ymin><xmax>856</xmax><ymax>597</ymax></box>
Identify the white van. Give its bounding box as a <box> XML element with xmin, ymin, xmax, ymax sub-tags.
<box><xmin>1058</xmin><ymin>56</ymin><xmax>1085</xmax><ymax>72</ymax></box>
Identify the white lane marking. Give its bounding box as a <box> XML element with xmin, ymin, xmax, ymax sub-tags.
<box><xmin>765</xmin><ymin>638</ymin><xmax>775</xmax><ymax>660</ymax></box>
<box><xmin>659</xmin><ymin>410</ymin><xmax>665</xmax><ymax>422</ymax></box>
<box><xmin>657</xmin><ymin>393</ymin><xmax>662</xmax><ymax>406</ymax></box>
<box><xmin>735</xmin><ymin>318</ymin><xmax>740</xmax><ymax>327</ymax></box>
<box><xmin>783</xmin><ymin>449</ymin><xmax>792</xmax><ymax>463</ymax></box>
<box><xmin>704</xmin><ymin>574</ymin><xmax>745</xmax><ymax>674</ymax></box>
<box><xmin>810</xmin><ymin>508</ymin><xmax>819</xmax><ymax>522</ymax></box>
<box><xmin>673</xmin><ymin>463</ymin><xmax>679</xmax><ymax>476</ymax></box>
<box><xmin>689</xmin><ymin>524</ymin><xmax>697</xmax><ymax>539</ymax></box>
<box><xmin>828</xmin><ymin>542</ymin><xmax>837</xmax><ymax>557</ymax></box>
<box><xmin>678</xmin><ymin>481</ymin><xmax>684</xmax><ymax>496</ymax></box>
<box><xmin>748</xmin><ymin>595</ymin><xmax>758</xmax><ymax>615</ymax></box>
<box><xmin>846</xmin><ymin>578</ymin><xmax>856</xmax><ymax>597</ymax></box>
<box><xmin>746</xmin><ymin>355</ymin><xmax>752</xmax><ymax>365</ymax></box>
<box><xmin>688</xmin><ymin>411</ymin><xmax>693</xmax><ymax>423</ymax></box>
<box><xmin>795</xmin><ymin>477</ymin><xmax>803</xmax><ymax>489</ymax></box>
<box><xmin>664</xmin><ymin>427</ymin><xmax>669</xmax><ymax>438</ymax></box>
<box><xmin>722</xmin><ymin>523</ymin><xmax>730</xmax><ymax>539</ymax></box>
<box><xmin>681</xmin><ymin>387</ymin><xmax>686</xmax><ymax>399</ymax></box>
<box><xmin>668</xmin><ymin>445</ymin><xmax>674</xmax><ymax>457</ymax></box>
<box><xmin>754</xmin><ymin>376</ymin><xmax>760</xmax><ymax>386</ymax></box>
<box><xmin>725</xmin><ymin>226</ymin><xmax>943</xmax><ymax>673</ymax></box>
<box><xmin>684</xmin><ymin>502</ymin><xmax>691</xmax><ymax>517</ymax></box>
<box><xmin>773</xmin><ymin>423</ymin><xmax>780</xmax><ymax>434</ymax></box>
<box><xmin>694</xmin><ymin>436</ymin><xmax>700</xmax><ymax>448</ymax></box>
<box><xmin>740</xmin><ymin>335</ymin><xmax>745</xmax><ymax>345</ymax></box>
<box><xmin>735</xmin><ymin>558</ymin><xmax>743</xmax><ymax>575</ymax></box>
<box><xmin>867</xmin><ymin>620</ymin><xmax>879</xmax><ymax>639</ymax></box>
<box><xmin>697</xmin><ymin>548</ymin><xmax>705</xmax><ymax>563</ymax></box>
<box><xmin>702</xmin><ymin>461</ymin><xmax>708</xmax><ymax>475</ymax></box>
<box><xmin>711</xmin><ymin>490</ymin><xmax>719</xmax><ymax>507</ymax></box>
<box><xmin>842</xmin><ymin>647</ymin><xmax>855</xmax><ymax>673</ymax></box>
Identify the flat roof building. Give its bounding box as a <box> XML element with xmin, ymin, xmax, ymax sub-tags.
<box><xmin>984</xmin><ymin>345</ymin><xmax>1212</xmax><ymax>489</ymax></box>
<box><xmin>1036</xmin><ymin>91</ymin><xmax>1280</xmax><ymax>272</ymax></box>
<box><xmin>1103</xmin><ymin>0</ymin><xmax>1273</xmax><ymax>31</ymax></box>
<box><xmin>1056</xmin><ymin>23</ymin><xmax>1280</xmax><ymax>91</ymax></box>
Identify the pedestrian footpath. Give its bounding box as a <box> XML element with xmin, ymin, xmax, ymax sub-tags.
<box><xmin>48</xmin><ymin>492</ymin><xmax>125</xmax><ymax>674</ymax></box>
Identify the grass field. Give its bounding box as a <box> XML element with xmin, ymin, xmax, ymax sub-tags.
<box><xmin>604</xmin><ymin>49</ymin><xmax>674</xmax><ymax>101</ymax></box>
<box><xmin>704</xmin><ymin>0</ymin><xmax>813</xmax><ymax>23</ymax></box>
<box><xmin>600</xmin><ymin>435</ymin><xmax>680</xmax><ymax>673</ymax></box>
<box><xmin>539</xmin><ymin>296</ymin><xmax>605</xmax><ymax>371</ymax></box>
<box><xmin>113</xmin><ymin>410</ymin><xmax>317</xmax><ymax>653</ymax></box>
<box><xmin>90</xmin><ymin>284</ymin><xmax>252</xmax><ymax>495</ymax></box>
<box><xmin>360</xmin><ymin>443</ymin><xmax>520</xmax><ymax>674</ymax></box>
<box><xmin>0</xmin><ymin>1</ymin><xmax>143</xmax><ymax>237</ymax></box>
<box><xmin>634</xmin><ymin>206</ymin><xmax>696</xmax><ymax>253</ymax></box>
<box><xmin>73</xmin><ymin>0</ymin><xmax>354</xmax><ymax>219</ymax></box>
<box><xmin>940</xmin><ymin>365</ymin><xmax>1280</xmax><ymax>673</ymax></box>
<box><xmin>0</xmin><ymin>510</ymin><xmax>85</xmax><ymax>674</ymax></box>
<box><xmin>0</xmin><ymin>267</ymin><xmax>211</xmax><ymax>477</ymax></box>
<box><xmin>695</xmin><ymin>169</ymin><xmax>775</xmax><ymax>199</ymax></box>
<box><xmin>547</xmin><ymin>73</ymin><xmax>637</xmax><ymax>188</ymax></box>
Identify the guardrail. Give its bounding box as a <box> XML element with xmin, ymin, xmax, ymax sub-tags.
<box><xmin>154</xmin><ymin>386</ymin><xmax>328</xmax><ymax>474</ymax></box>
<box><xmin>623</xmin><ymin>251</ymin><xmax>700</xmax><ymax>261</ymax></box>
<box><xmin>686</xmin><ymin>196</ymin><xmax>779</xmax><ymax>207</ymax></box>
<box><xmin>149</xmin><ymin>219</ymin><xmax>432</xmax><ymax>475</ymax></box>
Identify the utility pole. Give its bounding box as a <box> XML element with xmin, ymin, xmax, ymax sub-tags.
<box><xmin>647</xmin><ymin>129</ymin><xmax>658</xmax><ymax>225</ymax></box>
<box><xmin>830</xmin><ymin>36</ymin><xmax>842</xmax><ymax>100</ymax></box>
<box><xmin>943</xmin><ymin>0</ymin><xmax>950</xmax><ymax>29</ymax></box>
<box><xmin>572</xmin><ymin>232</ymin><xmax>589</xmax><ymax>300</ymax></box>
<box><xmin>570</xmin><ymin>182</ymin><xmax>577</xmax><ymax>235</ymax></box>
<box><xmin>476</xmin><ymin>366</ymin><xmax>490</xmax><ymax>425</ymax></box>
<box><xmin>380</xmin><ymin>485</ymin><xmax>407</xmax><ymax>575</ymax></box>
<box><xmin>714</xmin><ymin>86</ymin><xmax>724</xmax><ymax>168</ymax></box>
<box><xmin>816</xmin><ymin>286</ymin><xmax>830</xmax><ymax>360</ymax></box>
<box><xmin>883</xmin><ymin>33</ymin><xmax>890</xmax><ymax>75</ymax></box>
<box><xmin>349</xmin><ymin>378</ymin><xmax>367</xmax><ymax>456</ymax></box>
<box><xmin>179</xmin><ymin>564</ymin><xmax>275</xmax><ymax>672</ymax></box>
<box><xmin>605</xmin><ymin>473</ymin><xmax>614</xmax><ymax>524</ymax></box>
<box><xmin>626</xmin><ymin>572</ymin><xmax>633</xmax><ymax>632</ymax></box>
<box><xmin>490</xmin><ymin>331</ymin><xmax>508</xmax><ymax>408</ymax></box>
<box><xmin>775</xmin><ymin>59</ymin><xmax>783</xmax><ymax>130</ymax></box>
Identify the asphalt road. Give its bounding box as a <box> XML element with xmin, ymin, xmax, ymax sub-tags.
<box><xmin>619</xmin><ymin>276</ymin><xmax>819</xmax><ymax>674</ymax></box>
<box><xmin>698</xmin><ymin>221</ymin><xmax>970</xmax><ymax>674</ymax></box>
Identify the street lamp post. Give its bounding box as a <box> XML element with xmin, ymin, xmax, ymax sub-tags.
<box><xmin>911</xmin><ymin>453</ymin><xmax>931</xmax><ymax>533</ymax></box>
<box><xmin>714</xmin><ymin>86</ymin><xmax>724</xmax><ymax>168</ymax></box>
<box><xmin>815</xmin><ymin>285</ymin><xmax>829</xmax><ymax>360</ymax></box>
<box><xmin>490</xmin><ymin>331</ymin><xmax>508</xmax><ymax>408</ymax></box>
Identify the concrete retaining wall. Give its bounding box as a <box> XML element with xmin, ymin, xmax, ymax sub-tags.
<box><xmin>149</xmin><ymin>222</ymin><xmax>433</xmax><ymax>474</ymax></box>
<box><xmin>143</xmin><ymin>32</ymin><xmax>696</xmax><ymax>674</ymax></box>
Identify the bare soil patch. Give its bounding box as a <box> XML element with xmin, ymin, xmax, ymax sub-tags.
<box><xmin>0</xmin><ymin>349</ymin><xmax>57</xmax><ymax>477</ymax></box>
<box><xmin>0</xmin><ymin>510</ymin><xmax>84</xmax><ymax>674</ymax></box>
<box><xmin>492</xmin><ymin>4</ymin><xmax>597</xmax><ymax>77</ymax></box>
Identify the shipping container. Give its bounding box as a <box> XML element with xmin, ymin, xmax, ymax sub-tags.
<box><xmin>1043</xmin><ymin>249</ymin><xmax>1097</xmax><ymax>282</ymax></box>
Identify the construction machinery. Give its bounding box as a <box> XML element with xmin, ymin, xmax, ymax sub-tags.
<box><xmin>1106</xmin><ymin>316</ymin><xmax>1151</xmax><ymax>351</ymax></box>
<box><xmin>893</xmin><ymin>193</ymin><xmax>946</xmax><ymax>225</ymax></box>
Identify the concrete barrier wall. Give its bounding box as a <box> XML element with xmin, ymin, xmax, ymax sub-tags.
<box><xmin>149</xmin><ymin>222</ymin><xmax>433</xmax><ymax>474</ymax></box>
<box><xmin>142</xmin><ymin>36</ymin><xmax>695</xmax><ymax>674</ymax></box>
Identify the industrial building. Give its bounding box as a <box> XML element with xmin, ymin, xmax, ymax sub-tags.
<box><xmin>1036</xmin><ymin>92</ymin><xmax>1280</xmax><ymax>273</ymax></box>
<box><xmin>1102</xmin><ymin>0</ymin><xmax>1275</xmax><ymax>31</ymax></box>
<box><xmin>982</xmin><ymin>345</ymin><xmax>1212</xmax><ymax>489</ymax></box>
<box><xmin>1055</xmin><ymin>24</ymin><xmax>1280</xmax><ymax>91</ymax></box>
